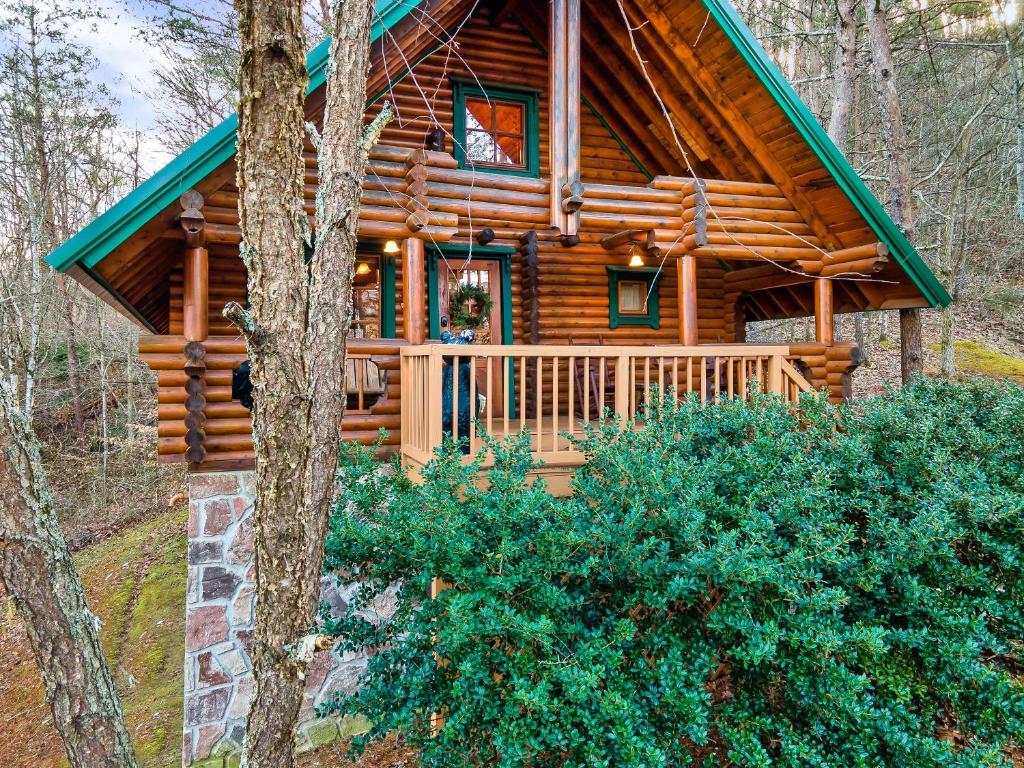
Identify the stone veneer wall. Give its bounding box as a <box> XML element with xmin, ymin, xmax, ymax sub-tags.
<box><xmin>184</xmin><ymin>470</ymin><xmax>375</xmax><ymax>765</ymax></box>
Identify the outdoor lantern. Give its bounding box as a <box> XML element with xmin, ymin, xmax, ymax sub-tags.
<box><xmin>628</xmin><ymin>244</ymin><xmax>645</xmax><ymax>268</ymax></box>
<box><xmin>355</xmin><ymin>261</ymin><xmax>371</xmax><ymax>276</ymax></box>
<box><xmin>383</xmin><ymin>239</ymin><xmax>401</xmax><ymax>254</ymax></box>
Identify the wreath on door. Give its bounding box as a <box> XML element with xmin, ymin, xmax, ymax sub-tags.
<box><xmin>449</xmin><ymin>284</ymin><xmax>493</xmax><ymax>329</ymax></box>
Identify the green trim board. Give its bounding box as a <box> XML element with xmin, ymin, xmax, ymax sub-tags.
<box><xmin>699</xmin><ymin>0</ymin><xmax>950</xmax><ymax>308</ymax></box>
<box><xmin>381</xmin><ymin>253</ymin><xmax>397</xmax><ymax>338</ymax></box>
<box><xmin>45</xmin><ymin>0</ymin><xmax>423</xmax><ymax>276</ymax></box>
<box><xmin>451</xmin><ymin>80</ymin><xmax>541</xmax><ymax>178</ymax></box>
<box><xmin>607</xmin><ymin>266</ymin><xmax>662</xmax><ymax>329</ymax></box>
<box><xmin>582</xmin><ymin>96</ymin><xmax>653</xmax><ymax>181</ymax></box>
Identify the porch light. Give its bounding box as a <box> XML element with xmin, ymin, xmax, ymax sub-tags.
<box><xmin>628</xmin><ymin>245</ymin><xmax>645</xmax><ymax>268</ymax></box>
<box><xmin>355</xmin><ymin>262</ymin><xmax>371</xmax><ymax>276</ymax></box>
<box><xmin>383</xmin><ymin>239</ymin><xmax>401</xmax><ymax>254</ymax></box>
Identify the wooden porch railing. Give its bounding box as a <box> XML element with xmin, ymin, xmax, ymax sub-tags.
<box><xmin>400</xmin><ymin>344</ymin><xmax>811</xmax><ymax>469</ymax></box>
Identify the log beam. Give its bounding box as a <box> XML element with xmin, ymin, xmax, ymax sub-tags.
<box><xmin>402</xmin><ymin>238</ymin><xmax>426</xmax><ymax>344</ymax></box>
<box><xmin>549</xmin><ymin>0</ymin><xmax>580</xmax><ymax>236</ymax></box>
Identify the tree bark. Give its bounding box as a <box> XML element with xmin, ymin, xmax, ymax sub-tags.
<box><xmin>232</xmin><ymin>1</ymin><xmax>312</xmax><ymax>765</ymax></box>
<box><xmin>865</xmin><ymin>0</ymin><xmax>921</xmax><ymax>383</ymax></box>
<box><xmin>230</xmin><ymin>0</ymin><xmax>385</xmax><ymax>765</ymax></box>
<box><xmin>0</xmin><ymin>376</ymin><xmax>137</xmax><ymax>768</ymax></box>
<box><xmin>827</xmin><ymin>0</ymin><xmax>858</xmax><ymax>145</ymax></box>
<box><xmin>899</xmin><ymin>309</ymin><xmax>923</xmax><ymax>383</ymax></box>
<box><xmin>59</xmin><ymin>275</ymin><xmax>86</xmax><ymax>441</ymax></box>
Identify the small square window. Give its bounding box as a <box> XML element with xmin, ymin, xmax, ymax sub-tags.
<box><xmin>453</xmin><ymin>81</ymin><xmax>539</xmax><ymax>177</ymax></box>
<box><xmin>607</xmin><ymin>266</ymin><xmax>661</xmax><ymax>329</ymax></box>
<box><xmin>618</xmin><ymin>280</ymin><xmax>649</xmax><ymax>315</ymax></box>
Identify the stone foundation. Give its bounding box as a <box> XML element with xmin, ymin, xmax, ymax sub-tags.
<box><xmin>183</xmin><ymin>470</ymin><xmax>372</xmax><ymax>765</ymax></box>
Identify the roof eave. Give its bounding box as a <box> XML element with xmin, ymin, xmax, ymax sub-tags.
<box><xmin>46</xmin><ymin>0</ymin><xmax>417</xmax><ymax>275</ymax></box>
<box><xmin>702</xmin><ymin>0</ymin><xmax>952</xmax><ymax>308</ymax></box>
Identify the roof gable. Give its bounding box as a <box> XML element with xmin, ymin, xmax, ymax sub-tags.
<box><xmin>47</xmin><ymin>0</ymin><xmax>950</xmax><ymax>310</ymax></box>
<box><xmin>46</xmin><ymin>0</ymin><xmax>423</xmax><ymax>274</ymax></box>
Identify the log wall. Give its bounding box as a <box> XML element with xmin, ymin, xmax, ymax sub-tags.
<box><xmin>364</xmin><ymin>15</ymin><xmax>651</xmax><ymax>186</ymax></box>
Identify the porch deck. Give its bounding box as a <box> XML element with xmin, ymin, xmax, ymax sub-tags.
<box><xmin>399</xmin><ymin>343</ymin><xmax>811</xmax><ymax>493</ymax></box>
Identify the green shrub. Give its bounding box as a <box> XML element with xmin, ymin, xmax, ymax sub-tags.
<box><xmin>322</xmin><ymin>378</ymin><xmax>1024</xmax><ymax>767</ymax></box>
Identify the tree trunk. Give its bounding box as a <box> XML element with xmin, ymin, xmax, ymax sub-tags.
<box><xmin>0</xmin><ymin>376</ymin><xmax>138</xmax><ymax>768</ymax></box>
<box><xmin>1001</xmin><ymin>22</ymin><xmax>1024</xmax><ymax>225</ymax></box>
<box><xmin>865</xmin><ymin>0</ymin><xmax>921</xmax><ymax>382</ymax></box>
<box><xmin>828</xmin><ymin>0</ymin><xmax>867</xmax><ymax>353</ymax></box>
<box><xmin>59</xmin><ymin>275</ymin><xmax>86</xmax><ymax>441</ymax></box>
<box><xmin>899</xmin><ymin>309</ymin><xmax>923</xmax><ymax>383</ymax></box>
<box><xmin>232</xmin><ymin>1</ymin><xmax>312</xmax><ymax>765</ymax></box>
<box><xmin>827</xmin><ymin>0</ymin><xmax>858</xmax><ymax>145</ymax></box>
<box><xmin>230</xmin><ymin>0</ymin><xmax>385</xmax><ymax>764</ymax></box>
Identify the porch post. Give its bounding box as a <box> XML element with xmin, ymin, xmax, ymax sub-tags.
<box><xmin>179</xmin><ymin>191</ymin><xmax>208</xmax><ymax>466</ymax></box>
<box><xmin>402</xmin><ymin>238</ymin><xmax>426</xmax><ymax>343</ymax></box>
<box><xmin>677</xmin><ymin>254</ymin><xmax>698</xmax><ymax>345</ymax></box>
<box><xmin>814</xmin><ymin>277</ymin><xmax>834</xmax><ymax>345</ymax></box>
<box><xmin>181</xmin><ymin>192</ymin><xmax>208</xmax><ymax>342</ymax></box>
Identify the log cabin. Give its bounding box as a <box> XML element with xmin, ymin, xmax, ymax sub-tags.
<box><xmin>46</xmin><ymin>0</ymin><xmax>951</xmax><ymax>758</ymax></box>
<box><xmin>47</xmin><ymin>0</ymin><xmax>950</xmax><ymax>484</ymax></box>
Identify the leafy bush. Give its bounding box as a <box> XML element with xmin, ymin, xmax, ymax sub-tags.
<box><xmin>322</xmin><ymin>378</ymin><xmax>1024</xmax><ymax>767</ymax></box>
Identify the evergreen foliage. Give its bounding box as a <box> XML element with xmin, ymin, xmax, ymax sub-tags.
<box><xmin>322</xmin><ymin>378</ymin><xmax>1024</xmax><ymax>767</ymax></box>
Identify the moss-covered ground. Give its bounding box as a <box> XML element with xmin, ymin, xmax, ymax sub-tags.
<box><xmin>0</xmin><ymin>505</ymin><xmax>187</xmax><ymax>768</ymax></box>
<box><xmin>949</xmin><ymin>341</ymin><xmax>1024</xmax><ymax>383</ymax></box>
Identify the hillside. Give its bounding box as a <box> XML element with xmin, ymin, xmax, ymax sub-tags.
<box><xmin>0</xmin><ymin>506</ymin><xmax>188</xmax><ymax>768</ymax></box>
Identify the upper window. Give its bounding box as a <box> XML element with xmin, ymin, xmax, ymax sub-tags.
<box><xmin>453</xmin><ymin>81</ymin><xmax>540</xmax><ymax>177</ymax></box>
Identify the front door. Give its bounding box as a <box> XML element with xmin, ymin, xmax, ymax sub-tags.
<box><xmin>437</xmin><ymin>258</ymin><xmax>505</xmax><ymax>418</ymax></box>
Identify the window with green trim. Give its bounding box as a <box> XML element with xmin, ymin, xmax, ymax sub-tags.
<box><xmin>607</xmin><ymin>266</ymin><xmax>661</xmax><ymax>329</ymax></box>
<box><xmin>452</xmin><ymin>81</ymin><xmax>539</xmax><ymax>177</ymax></box>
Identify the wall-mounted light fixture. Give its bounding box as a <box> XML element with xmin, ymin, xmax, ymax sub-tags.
<box><xmin>383</xmin><ymin>240</ymin><xmax>401</xmax><ymax>255</ymax></box>
<box><xmin>628</xmin><ymin>243</ymin><xmax>645</xmax><ymax>268</ymax></box>
<box><xmin>355</xmin><ymin>262</ymin><xmax>371</xmax><ymax>276</ymax></box>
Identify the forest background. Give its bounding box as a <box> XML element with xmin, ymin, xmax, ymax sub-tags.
<box><xmin>0</xmin><ymin>0</ymin><xmax>1022</xmax><ymax>764</ymax></box>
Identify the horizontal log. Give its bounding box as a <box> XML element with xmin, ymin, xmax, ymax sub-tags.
<box><xmin>821</xmin><ymin>242</ymin><xmax>888</xmax><ymax>266</ymax></box>
<box><xmin>819</xmin><ymin>257</ymin><xmax>887</xmax><ymax>278</ymax></box>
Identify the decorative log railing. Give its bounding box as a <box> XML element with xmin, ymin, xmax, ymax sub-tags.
<box><xmin>400</xmin><ymin>343</ymin><xmax>811</xmax><ymax>470</ymax></box>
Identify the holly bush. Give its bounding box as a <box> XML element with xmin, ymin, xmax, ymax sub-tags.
<box><xmin>321</xmin><ymin>378</ymin><xmax>1024</xmax><ymax>767</ymax></box>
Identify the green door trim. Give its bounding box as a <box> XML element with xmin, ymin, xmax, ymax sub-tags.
<box><xmin>426</xmin><ymin>244</ymin><xmax>514</xmax><ymax>343</ymax></box>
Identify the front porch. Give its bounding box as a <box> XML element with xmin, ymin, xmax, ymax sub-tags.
<box><xmin>399</xmin><ymin>342</ymin><xmax>812</xmax><ymax>492</ymax></box>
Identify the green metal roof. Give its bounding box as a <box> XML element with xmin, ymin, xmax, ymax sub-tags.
<box><xmin>48</xmin><ymin>0</ymin><xmax>950</xmax><ymax>309</ymax></box>
<box><xmin>700</xmin><ymin>0</ymin><xmax>951</xmax><ymax>307</ymax></box>
<box><xmin>46</xmin><ymin>0</ymin><xmax>421</xmax><ymax>274</ymax></box>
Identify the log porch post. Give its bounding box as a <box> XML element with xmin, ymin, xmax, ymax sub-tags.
<box><xmin>677</xmin><ymin>254</ymin><xmax>698</xmax><ymax>345</ymax></box>
<box><xmin>814</xmin><ymin>277</ymin><xmax>834</xmax><ymax>345</ymax></box>
<box><xmin>179</xmin><ymin>190</ymin><xmax>208</xmax><ymax>466</ymax></box>
<box><xmin>402</xmin><ymin>238</ymin><xmax>426</xmax><ymax>343</ymax></box>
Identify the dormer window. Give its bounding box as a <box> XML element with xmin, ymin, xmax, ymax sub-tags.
<box><xmin>452</xmin><ymin>81</ymin><xmax>539</xmax><ymax>177</ymax></box>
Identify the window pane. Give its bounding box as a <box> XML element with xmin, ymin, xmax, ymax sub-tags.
<box><xmin>351</xmin><ymin>256</ymin><xmax>381</xmax><ymax>338</ymax></box>
<box><xmin>494</xmin><ymin>102</ymin><xmax>523</xmax><ymax>134</ymax></box>
<box><xmin>495</xmin><ymin>136</ymin><xmax>523</xmax><ymax>166</ymax></box>
<box><xmin>465</xmin><ymin>97</ymin><xmax>493</xmax><ymax>131</ymax></box>
<box><xmin>619</xmin><ymin>281</ymin><xmax>647</xmax><ymax>314</ymax></box>
<box><xmin>466</xmin><ymin>129</ymin><xmax>497</xmax><ymax>164</ymax></box>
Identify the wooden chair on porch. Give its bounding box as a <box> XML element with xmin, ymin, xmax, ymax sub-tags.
<box><xmin>569</xmin><ymin>336</ymin><xmax>617</xmax><ymax>420</ymax></box>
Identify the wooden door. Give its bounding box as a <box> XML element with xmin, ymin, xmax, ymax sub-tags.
<box><xmin>438</xmin><ymin>259</ymin><xmax>505</xmax><ymax>418</ymax></box>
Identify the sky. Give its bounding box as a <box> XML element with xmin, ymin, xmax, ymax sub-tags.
<box><xmin>66</xmin><ymin>0</ymin><xmax>210</xmax><ymax>173</ymax></box>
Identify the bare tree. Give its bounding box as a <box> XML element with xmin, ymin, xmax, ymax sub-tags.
<box><xmin>226</xmin><ymin>0</ymin><xmax>389</xmax><ymax>763</ymax></box>
<box><xmin>865</xmin><ymin>0</ymin><xmax>922</xmax><ymax>382</ymax></box>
